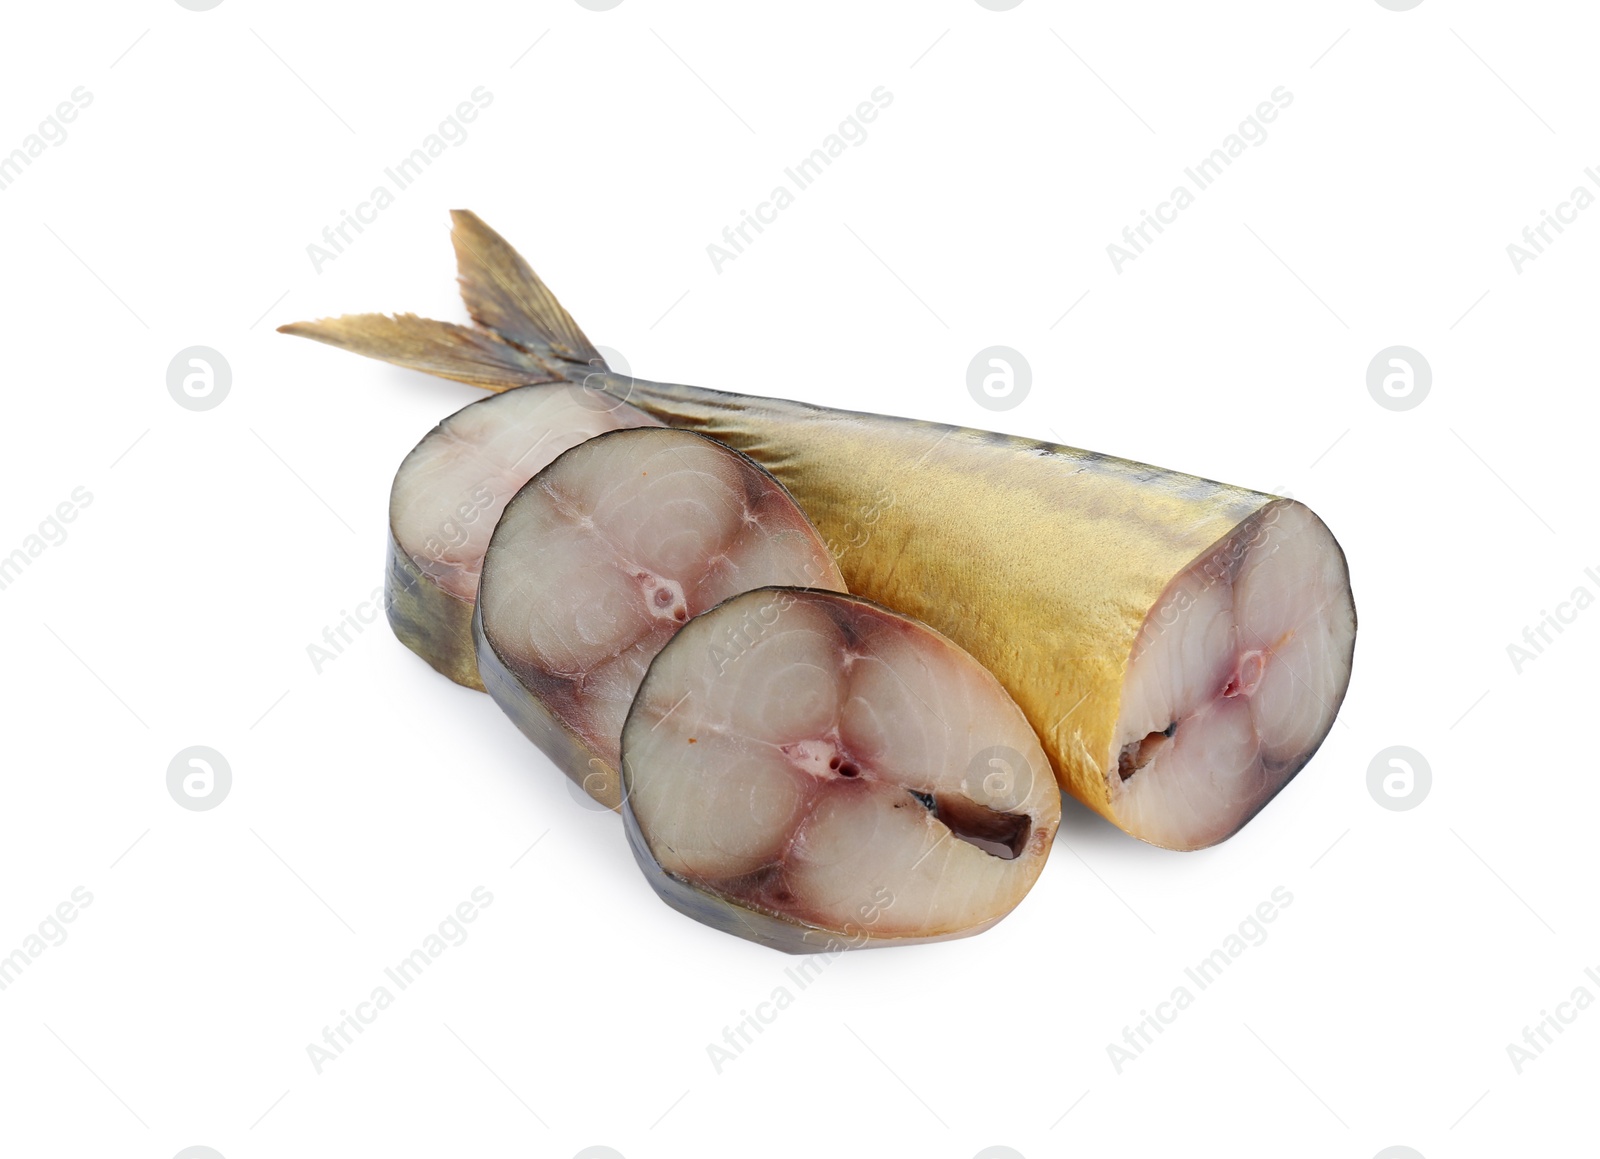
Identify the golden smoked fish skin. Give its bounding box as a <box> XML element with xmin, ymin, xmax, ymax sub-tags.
<box><xmin>593</xmin><ymin>376</ymin><xmax>1287</xmax><ymax>826</ymax></box>
<box><xmin>281</xmin><ymin>211</ymin><xmax>1356</xmax><ymax>850</ymax></box>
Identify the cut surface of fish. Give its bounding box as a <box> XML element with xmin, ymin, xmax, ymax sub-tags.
<box><xmin>475</xmin><ymin>428</ymin><xmax>845</xmax><ymax>809</ymax></box>
<box><xmin>621</xmin><ymin>588</ymin><xmax>1061</xmax><ymax>953</ymax></box>
<box><xmin>1109</xmin><ymin>500</ymin><xmax>1355</xmax><ymax>849</ymax></box>
<box><xmin>586</xmin><ymin>386</ymin><xmax>1358</xmax><ymax>851</ymax></box>
<box><xmin>386</xmin><ymin>385</ymin><xmax>660</xmax><ymax>689</ymax></box>
<box><xmin>283</xmin><ymin>210</ymin><xmax>1357</xmax><ymax>850</ymax></box>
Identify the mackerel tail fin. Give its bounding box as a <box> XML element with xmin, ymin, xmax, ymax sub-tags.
<box><xmin>278</xmin><ymin>209</ymin><xmax>603</xmax><ymax>392</ymax></box>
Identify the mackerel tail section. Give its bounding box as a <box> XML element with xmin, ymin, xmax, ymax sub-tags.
<box><xmin>278</xmin><ymin>210</ymin><xmax>606</xmax><ymax>391</ymax></box>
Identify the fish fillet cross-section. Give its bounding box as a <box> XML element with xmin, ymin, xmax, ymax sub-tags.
<box><xmin>281</xmin><ymin>210</ymin><xmax>1357</xmax><ymax>851</ymax></box>
<box><xmin>474</xmin><ymin>428</ymin><xmax>846</xmax><ymax>809</ymax></box>
<box><xmin>386</xmin><ymin>384</ymin><xmax>661</xmax><ymax>689</ymax></box>
<box><xmin>621</xmin><ymin>588</ymin><xmax>1062</xmax><ymax>952</ymax></box>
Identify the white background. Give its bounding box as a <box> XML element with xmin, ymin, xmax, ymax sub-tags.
<box><xmin>0</xmin><ymin>2</ymin><xmax>1594</xmax><ymax>1157</ymax></box>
